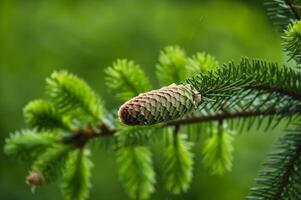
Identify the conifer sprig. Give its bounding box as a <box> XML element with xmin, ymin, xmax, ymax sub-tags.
<box><xmin>186</xmin><ymin>52</ymin><xmax>218</xmax><ymax>75</ymax></box>
<box><xmin>187</xmin><ymin>59</ymin><xmax>301</xmax><ymax>100</ymax></box>
<box><xmin>4</xmin><ymin>130</ymin><xmax>57</xmax><ymax>162</ymax></box>
<box><xmin>248</xmin><ymin>126</ymin><xmax>301</xmax><ymax>200</ymax></box>
<box><xmin>32</xmin><ymin>144</ymin><xmax>72</xmax><ymax>183</ymax></box>
<box><xmin>61</xmin><ymin>149</ymin><xmax>92</xmax><ymax>200</ymax></box>
<box><xmin>283</xmin><ymin>19</ymin><xmax>301</xmax><ymax>64</ymax></box>
<box><xmin>202</xmin><ymin>123</ymin><xmax>235</xmax><ymax>175</ymax></box>
<box><xmin>105</xmin><ymin>59</ymin><xmax>151</xmax><ymax>101</ymax></box>
<box><xmin>23</xmin><ymin>99</ymin><xmax>70</xmax><ymax>130</ymax></box>
<box><xmin>116</xmin><ymin>146</ymin><xmax>156</xmax><ymax>200</ymax></box>
<box><xmin>156</xmin><ymin>45</ymin><xmax>188</xmax><ymax>85</ymax></box>
<box><xmin>163</xmin><ymin>128</ymin><xmax>194</xmax><ymax>194</ymax></box>
<box><xmin>3</xmin><ymin>43</ymin><xmax>301</xmax><ymax>200</ymax></box>
<box><xmin>264</xmin><ymin>0</ymin><xmax>301</xmax><ymax>31</ymax></box>
<box><xmin>46</xmin><ymin>70</ymin><xmax>103</xmax><ymax>122</ymax></box>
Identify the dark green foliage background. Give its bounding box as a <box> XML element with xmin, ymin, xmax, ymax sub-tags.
<box><xmin>0</xmin><ymin>0</ymin><xmax>286</xmax><ymax>199</ymax></box>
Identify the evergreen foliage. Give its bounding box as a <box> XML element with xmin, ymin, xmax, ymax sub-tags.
<box><xmin>187</xmin><ymin>59</ymin><xmax>301</xmax><ymax>128</ymax></box>
<box><xmin>187</xmin><ymin>59</ymin><xmax>301</xmax><ymax>97</ymax></box>
<box><xmin>23</xmin><ymin>99</ymin><xmax>69</xmax><ymax>130</ymax></box>
<box><xmin>202</xmin><ymin>124</ymin><xmax>234</xmax><ymax>175</ymax></box>
<box><xmin>61</xmin><ymin>149</ymin><xmax>92</xmax><ymax>200</ymax></box>
<box><xmin>46</xmin><ymin>70</ymin><xmax>103</xmax><ymax>121</ymax></box>
<box><xmin>3</xmin><ymin>1</ymin><xmax>301</xmax><ymax>199</ymax></box>
<box><xmin>116</xmin><ymin>123</ymin><xmax>158</xmax><ymax>147</ymax></box>
<box><xmin>4</xmin><ymin>130</ymin><xmax>57</xmax><ymax>162</ymax></box>
<box><xmin>283</xmin><ymin>19</ymin><xmax>301</xmax><ymax>64</ymax></box>
<box><xmin>264</xmin><ymin>0</ymin><xmax>301</xmax><ymax>31</ymax></box>
<box><xmin>32</xmin><ymin>144</ymin><xmax>72</xmax><ymax>183</ymax></box>
<box><xmin>248</xmin><ymin>127</ymin><xmax>301</xmax><ymax>200</ymax></box>
<box><xmin>105</xmin><ymin>59</ymin><xmax>151</xmax><ymax>101</ymax></box>
<box><xmin>186</xmin><ymin>52</ymin><xmax>218</xmax><ymax>75</ymax></box>
<box><xmin>163</xmin><ymin>129</ymin><xmax>194</xmax><ymax>194</ymax></box>
<box><xmin>156</xmin><ymin>45</ymin><xmax>188</xmax><ymax>85</ymax></box>
<box><xmin>116</xmin><ymin>146</ymin><xmax>155</xmax><ymax>200</ymax></box>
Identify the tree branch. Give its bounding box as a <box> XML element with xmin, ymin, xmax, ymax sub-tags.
<box><xmin>62</xmin><ymin>76</ymin><xmax>301</xmax><ymax>147</ymax></box>
<box><xmin>65</xmin><ymin>108</ymin><xmax>298</xmax><ymax>146</ymax></box>
<box><xmin>164</xmin><ymin>109</ymin><xmax>280</xmax><ymax>126</ymax></box>
<box><xmin>285</xmin><ymin>0</ymin><xmax>301</xmax><ymax>20</ymax></box>
<box><xmin>253</xmin><ymin>85</ymin><xmax>301</xmax><ymax>101</ymax></box>
<box><xmin>274</xmin><ymin>138</ymin><xmax>301</xmax><ymax>199</ymax></box>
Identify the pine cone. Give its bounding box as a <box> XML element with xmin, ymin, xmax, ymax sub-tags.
<box><xmin>118</xmin><ymin>84</ymin><xmax>201</xmax><ymax>125</ymax></box>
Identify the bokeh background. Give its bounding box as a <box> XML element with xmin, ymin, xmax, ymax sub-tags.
<box><xmin>0</xmin><ymin>0</ymin><xmax>287</xmax><ymax>199</ymax></box>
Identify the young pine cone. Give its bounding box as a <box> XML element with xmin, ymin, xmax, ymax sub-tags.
<box><xmin>118</xmin><ymin>84</ymin><xmax>201</xmax><ymax>125</ymax></box>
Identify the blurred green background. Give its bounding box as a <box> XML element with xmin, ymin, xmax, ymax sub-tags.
<box><xmin>0</xmin><ymin>0</ymin><xmax>287</xmax><ymax>199</ymax></box>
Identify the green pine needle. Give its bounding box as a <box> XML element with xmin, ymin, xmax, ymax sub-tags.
<box><xmin>187</xmin><ymin>58</ymin><xmax>301</xmax><ymax>96</ymax></box>
<box><xmin>186</xmin><ymin>52</ymin><xmax>218</xmax><ymax>75</ymax></box>
<box><xmin>202</xmin><ymin>126</ymin><xmax>234</xmax><ymax>175</ymax></box>
<box><xmin>248</xmin><ymin>127</ymin><xmax>301</xmax><ymax>199</ymax></box>
<box><xmin>116</xmin><ymin>123</ymin><xmax>158</xmax><ymax>147</ymax></box>
<box><xmin>23</xmin><ymin>99</ymin><xmax>70</xmax><ymax>130</ymax></box>
<box><xmin>283</xmin><ymin>19</ymin><xmax>301</xmax><ymax>64</ymax></box>
<box><xmin>186</xmin><ymin>58</ymin><xmax>301</xmax><ymax>125</ymax></box>
<box><xmin>61</xmin><ymin>149</ymin><xmax>92</xmax><ymax>200</ymax></box>
<box><xmin>33</xmin><ymin>144</ymin><xmax>72</xmax><ymax>183</ymax></box>
<box><xmin>163</xmin><ymin>129</ymin><xmax>194</xmax><ymax>194</ymax></box>
<box><xmin>156</xmin><ymin>45</ymin><xmax>188</xmax><ymax>85</ymax></box>
<box><xmin>105</xmin><ymin>59</ymin><xmax>151</xmax><ymax>101</ymax></box>
<box><xmin>116</xmin><ymin>146</ymin><xmax>156</xmax><ymax>200</ymax></box>
<box><xmin>264</xmin><ymin>0</ymin><xmax>301</xmax><ymax>31</ymax></box>
<box><xmin>46</xmin><ymin>70</ymin><xmax>103</xmax><ymax>122</ymax></box>
<box><xmin>4</xmin><ymin>130</ymin><xmax>57</xmax><ymax>162</ymax></box>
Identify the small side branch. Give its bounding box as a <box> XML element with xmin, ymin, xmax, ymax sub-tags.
<box><xmin>164</xmin><ymin>109</ymin><xmax>280</xmax><ymax>126</ymax></box>
<box><xmin>285</xmin><ymin>0</ymin><xmax>301</xmax><ymax>20</ymax></box>
<box><xmin>253</xmin><ymin>85</ymin><xmax>301</xmax><ymax>101</ymax></box>
<box><xmin>274</xmin><ymin>139</ymin><xmax>301</xmax><ymax>199</ymax></box>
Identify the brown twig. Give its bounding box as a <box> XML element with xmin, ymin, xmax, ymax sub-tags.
<box><xmin>65</xmin><ymin>108</ymin><xmax>295</xmax><ymax>146</ymax></box>
<box><xmin>164</xmin><ymin>109</ymin><xmax>280</xmax><ymax>126</ymax></box>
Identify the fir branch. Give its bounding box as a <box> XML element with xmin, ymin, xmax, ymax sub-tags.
<box><xmin>5</xmin><ymin>50</ymin><xmax>301</xmax><ymax>200</ymax></box>
<box><xmin>23</xmin><ymin>99</ymin><xmax>70</xmax><ymax>130</ymax></box>
<box><xmin>105</xmin><ymin>59</ymin><xmax>151</xmax><ymax>101</ymax></box>
<box><xmin>186</xmin><ymin>52</ymin><xmax>218</xmax><ymax>76</ymax></box>
<box><xmin>64</xmin><ymin>58</ymin><xmax>301</xmax><ymax>144</ymax></box>
<box><xmin>4</xmin><ymin>130</ymin><xmax>57</xmax><ymax>162</ymax></box>
<box><xmin>164</xmin><ymin>109</ymin><xmax>289</xmax><ymax>126</ymax></box>
<box><xmin>253</xmin><ymin>85</ymin><xmax>301</xmax><ymax>101</ymax></box>
<box><xmin>265</xmin><ymin>0</ymin><xmax>301</xmax><ymax>31</ymax></box>
<box><xmin>46</xmin><ymin>70</ymin><xmax>103</xmax><ymax>122</ymax></box>
<box><xmin>187</xmin><ymin>59</ymin><xmax>301</xmax><ymax>100</ymax></box>
<box><xmin>202</xmin><ymin>123</ymin><xmax>235</xmax><ymax>175</ymax></box>
<box><xmin>61</xmin><ymin>149</ymin><xmax>92</xmax><ymax>200</ymax></box>
<box><xmin>64</xmin><ymin>106</ymin><xmax>300</xmax><ymax>147</ymax></box>
<box><xmin>163</xmin><ymin>128</ymin><xmax>194</xmax><ymax>194</ymax></box>
<box><xmin>156</xmin><ymin>45</ymin><xmax>188</xmax><ymax>85</ymax></box>
<box><xmin>116</xmin><ymin>146</ymin><xmax>155</xmax><ymax>200</ymax></box>
<box><xmin>116</xmin><ymin>124</ymin><xmax>158</xmax><ymax>147</ymax></box>
<box><xmin>32</xmin><ymin>144</ymin><xmax>72</xmax><ymax>183</ymax></box>
<box><xmin>285</xmin><ymin>0</ymin><xmax>301</xmax><ymax>20</ymax></box>
<box><xmin>248</xmin><ymin>127</ymin><xmax>301</xmax><ymax>199</ymax></box>
<box><xmin>283</xmin><ymin>19</ymin><xmax>301</xmax><ymax>64</ymax></box>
